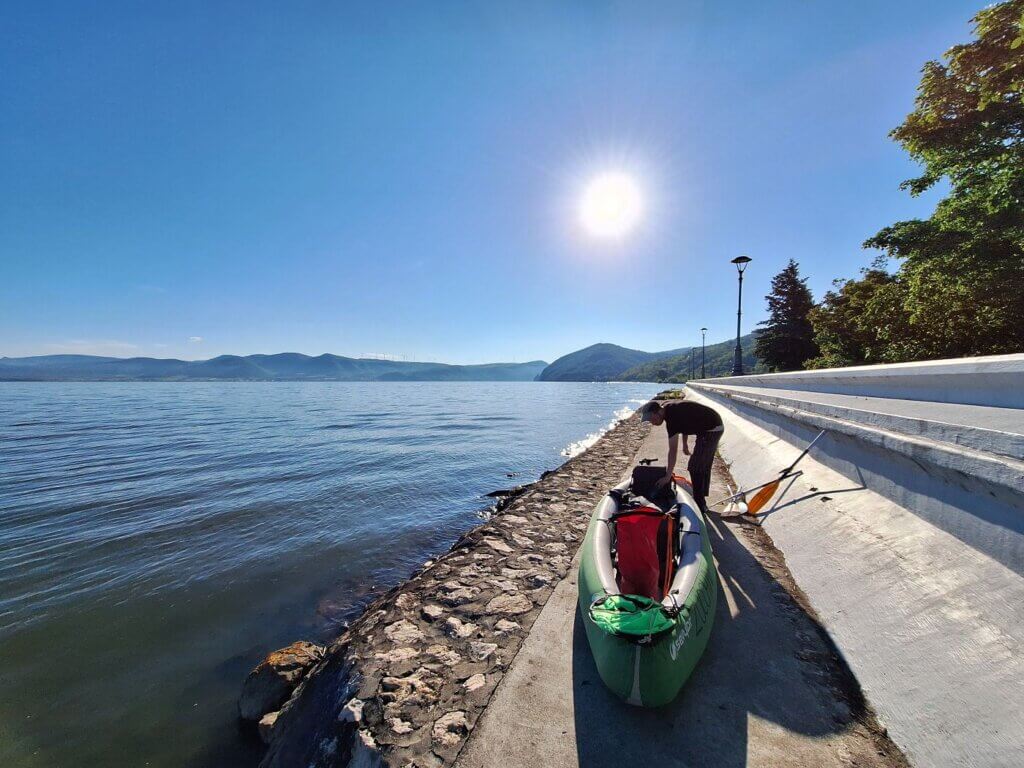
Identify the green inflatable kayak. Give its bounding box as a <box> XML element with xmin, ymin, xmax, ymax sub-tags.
<box><xmin>577</xmin><ymin>474</ymin><xmax>717</xmax><ymax>706</ymax></box>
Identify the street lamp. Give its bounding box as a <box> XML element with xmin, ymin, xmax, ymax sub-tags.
<box><xmin>700</xmin><ymin>327</ymin><xmax>707</xmax><ymax>379</ymax></box>
<box><xmin>730</xmin><ymin>255</ymin><xmax>752</xmax><ymax>376</ymax></box>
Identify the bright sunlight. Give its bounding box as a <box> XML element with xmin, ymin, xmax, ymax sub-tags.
<box><xmin>578</xmin><ymin>171</ymin><xmax>643</xmax><ymax>240</ymax></box>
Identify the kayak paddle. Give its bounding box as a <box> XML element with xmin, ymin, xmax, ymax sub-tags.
<box><xmin>711</xmin><ymin>429</ymin><xmax>826</xmax><ymax>515</ymax></box>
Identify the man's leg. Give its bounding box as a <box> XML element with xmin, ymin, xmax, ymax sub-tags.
<box><xmin>687</xmin><ymin>429</ymin><xmax>722</xmax><ymax>511</ymax></box>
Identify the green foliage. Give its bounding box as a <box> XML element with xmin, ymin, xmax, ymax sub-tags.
<box><xmin>858</xmin><ymin>0</ymin><xmax>1024</xmax><ymax>360</ymax></box>
<box><xmin>807</xmin><ymin>268</ymin><xmax>914</xmax><ymax>368</ymax></box>
<box><xmin>754</xmin><ymin>260</ymin><xmax>819</xmax><ymax>371</ymax></box>
<box><xmin>619</xmin><ymin>334</ymin><xmax>762</xmax><ymax>382</ymax></box>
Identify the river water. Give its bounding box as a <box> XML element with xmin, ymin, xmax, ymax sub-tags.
<box><xmin>0</xmin><ymin>381</ymin><xmax>660</xmax><ymax>767</ymax></box>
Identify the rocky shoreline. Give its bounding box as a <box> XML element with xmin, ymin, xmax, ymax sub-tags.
<box><xmin>240</xmin><ymin>413</ymin><xmax>652</xmax><ymax>768</ymax></box>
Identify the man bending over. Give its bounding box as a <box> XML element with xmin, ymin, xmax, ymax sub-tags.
<box><xmin>639</xmin><ymin>398</ymin><xmax>724</xmax><ymax>512</ymax></box>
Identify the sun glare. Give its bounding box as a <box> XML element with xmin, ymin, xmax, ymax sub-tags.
<box><xmin>578</xmin><ymin>171</ymin><xmax>643</xmax><ymax>240</ymax></box>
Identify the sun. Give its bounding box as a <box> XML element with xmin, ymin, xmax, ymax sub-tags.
<box><xmin>578</xmin><ymin>171</ymin><xmax>643</xmax><ymax>240</ymax></box>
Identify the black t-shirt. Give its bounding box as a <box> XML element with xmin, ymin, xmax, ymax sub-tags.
<box><xmin>662</xmin><ymin>401</ymin><xmax>722</xmax><ymax>436</ymax></box>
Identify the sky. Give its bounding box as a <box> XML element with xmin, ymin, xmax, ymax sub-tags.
<box><xmin>1</xmin><ymin>1</ymin><xmax>981</xmax><ymax>364</ymax></box>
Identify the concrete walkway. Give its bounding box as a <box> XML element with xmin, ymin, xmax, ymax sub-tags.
<box><xmin>457</xmin><ymin>429</ymin><xmax>903</xmax><ymax>768</ymax></box>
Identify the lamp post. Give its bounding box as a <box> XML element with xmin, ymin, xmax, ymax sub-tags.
<box><xmin>700</xmin><ymin>327</ymin><xmax>707</xmax><ymax>379</ymax></box>
<box><xmin>690</xmin><ymin>347</ymin><xmax>696</xmax><ymax>380</ymax></box>
<box><xmin>730</xmin><ymin>256</ymin><xmax>752</xmax><ymax>376</ymax></box>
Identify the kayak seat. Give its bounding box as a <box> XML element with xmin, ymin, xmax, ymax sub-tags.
<box><xmin>613</xmin><ymin>507</ymin><xmax>677</xmax><ymax>601</ymax></box>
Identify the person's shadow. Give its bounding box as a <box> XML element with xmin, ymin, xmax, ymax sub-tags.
<box><xmin>571</xmin><ymin>509</ymin><xmax>871</xmax><ymax>767</ymax></box>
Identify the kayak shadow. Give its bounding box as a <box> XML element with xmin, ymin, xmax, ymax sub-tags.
<box><xmin>571</xmin><ymin>508</ymin><xmax>870</xmax><ymax>768</ymax></box>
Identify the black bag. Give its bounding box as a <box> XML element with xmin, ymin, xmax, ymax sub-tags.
<box><xmin>630</xmin><ymin>465</ymin><xmax>668</xmax><ymax>499</ymax></box>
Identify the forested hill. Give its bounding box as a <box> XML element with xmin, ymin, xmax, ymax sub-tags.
<box><xmin>0</xmin><ymin>354</ymin><xmax>548</xmax><ymax>382</ymax></box>
<box><xmin>536</xmin><ymin>336</ymin><xmax>760</xmax><ymax>382</ymax></box>
<box><xmin>535</xmin><ymin>343</ymin><xmax>683</xmax><ymax>382</ymax></box>
<box><xmin>618</xmin><ymin>333</ymin><xmax>761</xmax><ymax>382</ymax></box>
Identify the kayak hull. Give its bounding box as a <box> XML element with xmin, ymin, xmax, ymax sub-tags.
<box><xmin>577</xmin><ymin>482</ymin><xmax>718</xmax><ymax>706</ymax></box>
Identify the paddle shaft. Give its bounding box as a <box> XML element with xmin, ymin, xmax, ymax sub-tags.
<box><xmin>708</xmin><ymin>470</ymin><xmax>802</xmax><ymax>507</ymax></box>
<box><xmin>781</xmin><ymin>429</ymin><xmax>826</xmax><ymax>476</ymax></box>
<box><xmin>709</xmin><ymin>429</ymin><xmax>826</xmax><ymax>507</ymax></box>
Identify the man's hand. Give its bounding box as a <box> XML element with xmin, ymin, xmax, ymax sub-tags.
<box><xmin>654</xmin><ymin>472</ymin><xmax>672</xmax><ymax>490</ymax></box>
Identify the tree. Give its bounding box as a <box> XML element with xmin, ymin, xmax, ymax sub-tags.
<box><xmin>807</xmin><ymin>266</ymin><xmax>913</xmax><ymax>369</ymax></box>
<box><xmin>754</xmin><ymin>260</ymin><xmax>818</xmax><ymax>371</ymax></box>
<box><xmin>865</xmin><ymin>0</ymin><xmax>1024</xmax><ymax>359</ymax></box>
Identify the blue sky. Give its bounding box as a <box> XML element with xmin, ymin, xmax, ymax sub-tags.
<box><xmin>1</xmin><ymin>1</ymin><xmax>979</xmax><ymax>364</ymax></box>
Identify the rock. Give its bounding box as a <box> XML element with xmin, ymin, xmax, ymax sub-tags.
<box><xmin>437</xmin><ymin>583</ymin><xmax>481</xmax><ymax>606</ymax></box>
<box><xmin>517</xmin><ymin>553</ymin><xmax>546</xmax><ymax>567</ymax></box>
<box><xmin>384</xmin><ymin>620</ymin><xmax>424</xmax><ymax>645</ymax></box>
<box><xmin>395</xmin><ymin>593</ymin><xmax>416</xmax><ymax>610</ymax></box>
<box><xmin>376</xmin><ymin>647</ymin><xmax>419</xmax><ymax>664</ymax></box>
<box><xmin>468</xmin><ymin>641</ymin><xmax>498</xmax><ymax>661</ymax></box>
<box><xmin>389</xmin><ymin>717</ymin><xmax>414</xmax><ymax>735</ymax></box>
<box><xmin>488</xmin><ymin>578</ymin><xmax>519</xmax><ymax>593</ymax></box>
<box><xmin>495</xmin><ymin>619</ymin><xmax>520</xmax><ymax>635</ymax></box>
<box><xmin>525</xmin><ymin>570</ymin><xmax>554</xmax><ymax>587</ymax></box>
<box><xmin>485</xmin><ymin>593</ymin><xmax>533</xmax><ymax>615</ymax></box>
<box><xmin>481</xmin><ymin>537</ymin><xmax>513</xmax><ymax>555</ymax></box>
<box><xmin>426</xmin><ymin>644</ymin><xmax>462</xmax><ymax>666</ymax></box>
<box><xmin>542</xmin><ymin>542</ymin><xmax>567</xmax><ymax>553</ymax></box>
<box><xmin>454</xmin><ymin>563</ymin><xmax>487</xmax><ymax>579</ymax></box>
<box><xmin>463</xmin><ymin>674</ymin><xmax>487</xmax><ymax>692</ymax></box>
<box><xmin>421</xmin><ymin>604</ymin><xmax>444</xmax><ymax>622</ymax></box>
<box><xmin>503</xmin><ymin>514</ymin><xmax>528</xmax><ymax>524</ymax></box>
<box><xmin>339</xmin><ymin>698</ymin><xmax>364</xmax><ymax>723</ymax></box>
<box><xmin>510</xmin><ymin>533</ymin><xmax>534</xmax><ymax>548</ymax></box>
<box><xmin>258</xmin><ymin>710</ymin><xmax>279</xmax><ymax>745</ymax></box>
<box><xmin>380</xmin><ymin>668</ymin><xmax>440</xmax><ymax>708</ymax></box>
<box><xmin>444</xmin><ymin>617</ymin><xmax>478</xmax><ymax>639</ymax></box>
<box><xmin>238</xmin><ymin>640</ymin><xmax>325</xmax><ymax>721</ymax></box>
<box><xmin>432</xmin><ymin>711</ymin><xmax>469</xmax><ymax>748</ymax></box>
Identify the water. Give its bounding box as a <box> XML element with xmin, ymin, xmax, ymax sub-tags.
<box><xmin>0</xmin><ymin>381</ymin><xmax>660</xmax><ymax>767</ymax></box>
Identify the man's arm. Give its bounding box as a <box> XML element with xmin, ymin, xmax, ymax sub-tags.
<box><xmin>682</xmin><ymin>434</ymin><xmax>691</xmax><ymax>456</ymax></box>
<box><xmin>664</xmin><ymin>432</ymin><xmax>680</xmax><ymax>482</ymax></box>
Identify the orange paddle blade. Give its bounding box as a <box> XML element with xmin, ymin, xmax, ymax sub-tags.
<box><xmin>746</xmin><ymin>480</ymin><xmax>781</xmax><ymax>515</ymax></box>
<box><xmin>672</xmin><ymin>473</ymin><xmax>692</xmax><ymax>489</ymax></box>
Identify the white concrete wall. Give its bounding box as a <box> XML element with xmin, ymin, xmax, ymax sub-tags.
<box><xmin>683</xmin><ymin>357</ymin><xmax>1024</xmax><ymax>767</ymax></box>
<box><xmin>710</xmin><ymin>353</ymin><xmax>1024</xmax><ymax>408</ymax></box>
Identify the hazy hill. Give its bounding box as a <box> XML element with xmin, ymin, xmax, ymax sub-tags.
<box><xmin>618</xmin><ymin>333</ymin><xmax>762</xmax><ymax>382</ymax></box>
<box><xmin>0</xmin><ymin>354</ymin><xmax>547</xmax><ymax>382</ymax></box>
<box><xmin>536</xmin><ymin>343</ymin><xmax>685</xmax><ymax>382</ymax></box>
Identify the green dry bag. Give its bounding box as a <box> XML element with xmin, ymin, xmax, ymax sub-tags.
<box><xmin>589</xmin><ymin>594</ymin><xmax>675</xmax><ymax>639</ymax></box>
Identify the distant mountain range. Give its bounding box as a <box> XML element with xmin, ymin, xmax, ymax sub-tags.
<box><xmin>536</xmin><ymin>335</ymin><xmax>761</xmax><ymax>382</ymax></box>
<box><xmin>0</xmin><ymin>354</ymin><xmax>548</xmax><ymax>382</ymax></box>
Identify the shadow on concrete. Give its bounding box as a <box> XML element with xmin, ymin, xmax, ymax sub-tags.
<box><xmin>571</xmin><ymin>509</ymin><xmax>874</xmax><ymax>768</ymax></box>
<box><xmin>755</xmin><ymin>471</ymin><xmax>867</xmax><ymax>522</ymax></box>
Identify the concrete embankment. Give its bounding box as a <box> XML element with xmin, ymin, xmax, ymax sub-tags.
<box><xmin>243</xmin><ymin>414</ymin><xmax>651</xmax><ymax>767</ymax></box>
<box><xmin>687</xmin><ymin>353</ymin><xmax>1024</xmax><ymax>768</ymax></box>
